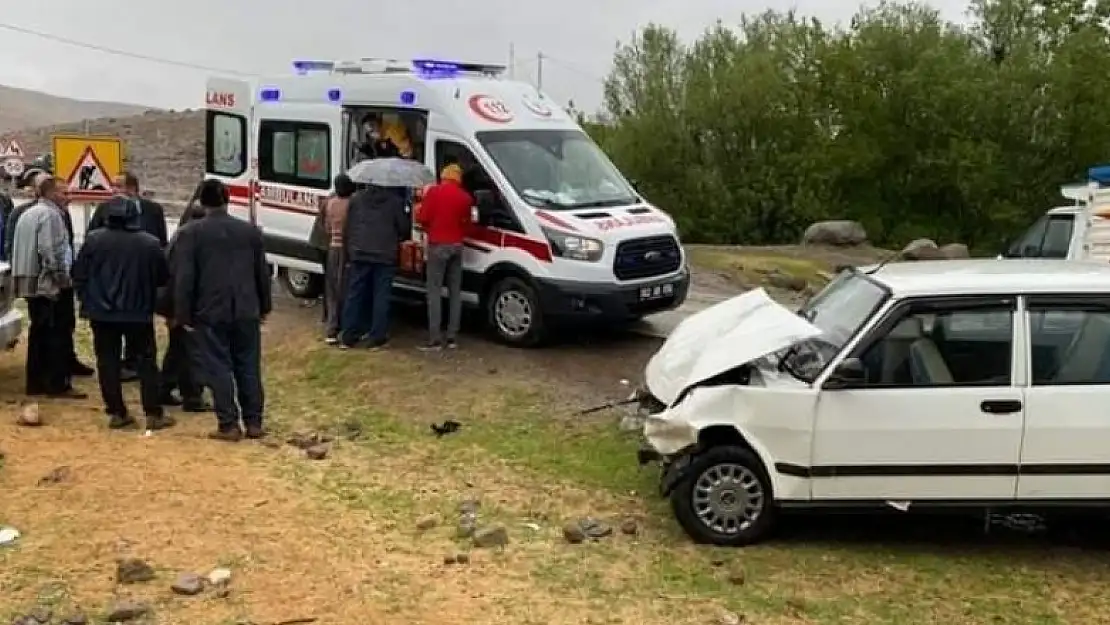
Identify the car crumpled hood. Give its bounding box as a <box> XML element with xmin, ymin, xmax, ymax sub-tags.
<box><xmin>644</xmin><ymin>288</ymin><xmax>821</xmax><ymax>405</ymax></box>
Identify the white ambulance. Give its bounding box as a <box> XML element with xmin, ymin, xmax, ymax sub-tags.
<box><xmin>203</xmin><ymin>58</ymin><xmax>689</xmax><ymax>346</ymax></box>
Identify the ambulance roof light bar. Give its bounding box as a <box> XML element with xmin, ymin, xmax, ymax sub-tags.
<box><xmin>292</xmin><ymin>57</ymin><xmax>507</xmax><ymax>78</ymax></box>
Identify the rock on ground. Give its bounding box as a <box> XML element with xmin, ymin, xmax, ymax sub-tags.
<box><xmin>104</xmin><ymin>600</ymin><xmax>150</xmax><ymax>622</ymax></box>
<box><xmin>116</xmin><ymin>557</ymin><xmax>155</xmax><ymax>584</ymax></box>
<box><xmin>171</xmin><ymin>571</ymin><xmax>205</xmax><ymax>596</ymax></box>
<box><xmin>16</xmin><ymin>403</ymin><xmax>41</xmax><ymax>427</ymax></box>
<box><xmin>472</xmin><ymin>526</ymin><xmax>509</xmax><ymax>548</ymax></box>
<box><xmin>939</xmin><ymin>242</ymin><xmax>970</xmax><ymax>258</ymax></box>
<box><xmin>802</xmin><ymin>220</ymin><xmax>868</xmax><ymax>247</ymax></box>
<box><xmin>207</xmin><ymin>567</ymin><xmax>232</xmax><ymax>586</ymax></box>
<box><xmin>304</xmin><ymin>443</ymin><xmax>330</xmax><ymax>460</ymax></box>
<box><xmin>61</xmin><ymin>612</ymin><xmax>88</xmax><ymax>625</ymax></box>
<box><xmin>900</xmin><ymin>238</ymin><xmax>943</xmax><ymax>260</ymax></box>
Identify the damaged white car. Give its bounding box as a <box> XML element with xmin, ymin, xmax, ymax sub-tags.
<box><xmin>638</xmin><ymin>259</ymin><xmax>1110</xmax><ymax>546</ymax></box>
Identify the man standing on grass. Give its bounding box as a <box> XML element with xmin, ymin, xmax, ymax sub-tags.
<box><xmin>416</xmin><ymin>163</ymin><xmax>473</xmax><ymax>351</ymax></box>
<box><xmin>72</xmin><ymin>201</ymin><xmax>171</xmax><ymax>430</ymax></box>
<box><xmin>174</xmin><ymin>179</ymin><xmax>272</xmax><ymax>441</ymax></box>
<box><xmin>10</xmin><ymin>176</ymin><xmax>86</xmax><ymax>398</ymax></box>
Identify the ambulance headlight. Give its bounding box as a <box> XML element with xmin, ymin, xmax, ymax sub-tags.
<box><xmin>542</xmin><ymin>227</ymin><xmax>604</xmax><ymax>262</ymax></box>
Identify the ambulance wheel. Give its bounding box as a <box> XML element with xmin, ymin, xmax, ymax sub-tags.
<box><xmin>279</xmin><ymin>268</ymin><xmax>323</xmax><ymax>299</ymax></box>
<box><xmin>487</xmin><ymin>276</ymin><xmax>545</xmax><ymax>347</ymax></box>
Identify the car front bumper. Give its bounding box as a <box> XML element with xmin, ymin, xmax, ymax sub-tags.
<box><xmin>533</xmin><ymin>269</ymin><xmax>691</xmax><ymax>323</ymax></box>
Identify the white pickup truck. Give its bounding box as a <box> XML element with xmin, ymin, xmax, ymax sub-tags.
<box><xmin>1001</xmin><ymin>175</ymin><xmax>1110</xmax><ymax>262</ymax></box>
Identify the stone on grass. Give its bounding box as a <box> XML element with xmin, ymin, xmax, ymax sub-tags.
<box><xmin>116</xmin><ymin>558</ymin><xmax>155</xmax><ymax>584</ymax></box>
<box><xmin>304</xmin><ymin>443</ymin><xmax>330</xmax><ymax>460</ymax></box>
<box><xmin>443</xmin><ymin>552</ymin><xmax>470</xmax><ymax>565</ymax></box>
<box><xmin>16</xmin><ymin>403</ymin><xmax>41</xmax><ymax>427</ymax></box>
<box><xmin>716</xmin><ymin>609</ymin><xmax>745</xmax><ymax>625</ymax></box>
<box><xmin>415</xmin><ymin>515</ymin><xmax>438</xmax><ymax>531</ymax></box>
<box><xmin>619</xmin><ymin>518</ymin><xmax>639</xmax><ymax>536</ymax></box>
<box><xmin>578</xmin><ymin>518</ymin><xmax>613</xmax><ymax>539</ymax></box>
<box><xmin>900</xmin><ymin>238</ymin><xmax>941</xmax><ymax>260</ymax></box>
<box><xmin>207</xmin><ymin>567</ymin><xmax>232</xmax><ymax>586</ymax></box>
<box><xmin>727</xmin><ymin>569</ymin><xmax>746</xmax><ymax>586</ymax></box>
<box><xmin>472</xmin><ymin>526</ymin><xmax>509</xmax><ymax>548</ymax></box>
<box><xmin>61</xmin><ymin>612</ymin><xmax>88</xmax><ymax>625</ymax></box>
<box><xmin>104</xmin><ymin>600</ymin><xmax>150</xmax><ymax>622</ymax></box>
<box><xmin>171</xmin><ymin>572</ymin><xmax>205</xmax><ymax>596</ymax></box>
<box><xmin>802</xmin><ymin>220</ymin><xmax>868</xmax><ymax>247</ymax></box>
<box><xmin>28</xmin><ymin>607</ymin><xmax>51</xmax><ymax>623</ymax></box>
<box><xmin>562</xmin><ymin>522</ymin><xmax>586</xmax><ymax>544</ymax></box>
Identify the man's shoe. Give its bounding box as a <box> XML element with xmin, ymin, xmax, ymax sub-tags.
<box><xmin>108</xmin><ymin>414</ymin><xmax>137</xmax><ymax>429</ymax></box>
<box><xmin>244</xmin><ymin>425</ymin><xmax>267</xmax><ymax>439</ymax></box>
<box><xmin>418</xmin><ymin>340</ymin><xmax>443</xmax><ymax>352</ymax></box>
<box><xmin>359</xmin><ymin>337</ymin><xmax>388</xmax><ymax>350</ymax></box>
<box><xmin>70</xmin><ymin>361</ymin><xmax>95</xmax><ymax>377</ymax></box>
<box><xmin>145</xmin><ymin>414</ymin><xmax>177</xmax><ymax>431</ymax></box>
<box><xmin>120</xmin><ymin>368</ymin><xmax>139</xmax><ymax>383</ymax></box>
<box><xmin>208</xmin><ymin>428</ymin><xmax>244</xmax><ymax>442</ymax></box>
<box><xmin>324</xmin><ymin>334</ymin><xmax>339</xmax><ymax>345</ymax></box>
<box><xmin>445</xmin><ymin>339</ymin><xmax>458</xmax><ymax>350</ymax></box>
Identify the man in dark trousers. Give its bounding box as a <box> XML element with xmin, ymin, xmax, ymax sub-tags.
<box><xmin>72</xmin><ymin>200</ymin><xmax>170</xmax><ymax>429</ymax></box>
<box><xmin>174</xmin><ymin>179</ymin><xmax>272</xmax><ymax>441</ymax></box>
<box><xmin>340</xmin><ymin>184</ymin><xmax>409</xmax><ymax>349</ymax></box>
<box><xmin>156</xmin><ymin>196</ymin><xmax>208</xmax><ymax>411</ymax></box>
<box><xmin>89</xmin><ymin>172</ymin><xmax>168</xmax><ymax>381</ymax></box>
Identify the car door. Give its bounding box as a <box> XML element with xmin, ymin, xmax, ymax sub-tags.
<box><xmin>809</xmin><ymin>296</ymin><xmax>1025</xmax><ymax>501</ymax></box>
<box><xmin>1019</xmin><ymin>295</ymin><xmax>1110</xmax><ymax>499</ymax></box>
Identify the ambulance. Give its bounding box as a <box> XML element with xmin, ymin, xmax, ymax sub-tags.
<box><xmin>204</xmin><ymin>57</ymin><xmax>689</xmax><ymax>346</ymax></box>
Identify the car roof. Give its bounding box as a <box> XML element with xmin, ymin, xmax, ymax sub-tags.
<box><xmin>865</xmin><ymin>259</ymin><xmax>1110</xmax><ymax>297</ymax></box>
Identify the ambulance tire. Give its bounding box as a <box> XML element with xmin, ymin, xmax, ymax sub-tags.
<box><xmin>278</xmin><ymin>268</ymin><xmax>323</xmax><ymax>300</ymax></box>
<box><xmin>486</xmin><ymin>276</ymin><xmax>546</xmax><ymax>347</ymax></box>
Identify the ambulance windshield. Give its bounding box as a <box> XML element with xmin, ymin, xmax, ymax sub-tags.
<box><xmin>476</xmin><ymin>129</ymin><xmax>638</xmax><ymax>211</ymax></box>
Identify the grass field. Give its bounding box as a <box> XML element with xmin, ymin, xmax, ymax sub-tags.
<box><xmin>3</xmin><ymin>286</ymin><xmax>1110</xmax><ymax>623</ymax></box>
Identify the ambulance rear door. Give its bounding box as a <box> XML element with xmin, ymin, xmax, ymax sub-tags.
<box><xmin>205</xmin><ymin>77</ymin><xmax>254</xmax><ymax>224</ymax></box>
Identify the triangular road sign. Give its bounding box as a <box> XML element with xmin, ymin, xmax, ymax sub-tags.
<box><xmin>4</xmin><ymin>140</ymin><xmax>24</xmax><ymax>158</ymax></box>
<box><xmin>65</xmin><ymin>146</ymin><xmax>112</xmax><ymax>192</ymax></box>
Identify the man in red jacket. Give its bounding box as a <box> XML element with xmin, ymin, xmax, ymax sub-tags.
<box><xmin>415</xmin><ymin>163</ymin><xmax>473</xmax><ymax>350</ymax></box>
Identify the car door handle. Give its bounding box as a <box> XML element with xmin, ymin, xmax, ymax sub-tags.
<box><xmin>980</xmin><ymin>400</ymin><xmax>1022</xmax><ymax>414</ymax></box>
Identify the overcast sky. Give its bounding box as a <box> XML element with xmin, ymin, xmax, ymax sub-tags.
<box><xmin>0</xmin><ymin>0</ymin><xmax>967</xmax><ymax>114</ymax></box>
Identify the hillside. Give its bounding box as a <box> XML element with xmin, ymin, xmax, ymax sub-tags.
<box><xmin>0</xmin><ymin>85</ymin><xmax>155</xmax><ymax>134</ymax></box>
<box><xmin>15</xmin><ymin>109</ymin><xmax>204</xmax><ymax>199</ymax></box>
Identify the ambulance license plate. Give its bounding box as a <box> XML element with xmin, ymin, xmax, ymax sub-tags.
<box><xmin>639</xmin><ymin>282</ymin><xmax>675</xmax><ymax>301</ymax></box>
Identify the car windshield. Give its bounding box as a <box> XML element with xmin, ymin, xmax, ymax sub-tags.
<box><xmin>780</xmin><ymin>270</ymin><xmax>890</xmax><ymax>381</ymax></box>
<box><xmin>476</xmin><ymin>129</ymin><xmax>639</xmax><ymax>210</ymax></box>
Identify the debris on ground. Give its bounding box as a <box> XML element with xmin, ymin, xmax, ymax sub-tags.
<box><xmin>286</xmin><ymin>431</ymin><xmax>333</xmax><ymax>450</ymax></box>
<box><xmin>430</xmin><ymin>419</ymin><xmax>461</xmax><ymax>437</ymax></box>
<box><xmin>16</xmin><ymin>403</ymin><xmax>41</xmax><ymax>427</ymax></box>
<box><xmin>104</xmin><ymin>600</ymin><xmax>150</xmax><ymax>622</ymax></box>
<box><xmin>571</xmin><ymin>517</ymin><xmax>613</xmax><ymax>540</ymax></box>
<box><xmin>443</xmin><ymin>552</ymin><xmax>470</xmax><ymax>565</ymax></box>
<box><xmin>304</xmin><ymin>443</ymin><xmax>330</xmax><ymax>460</ymax></box>
<box><xmin>0</xmin><ymin>526</ymin><xmax>20</xmax><ymax>546</ymax></box>
<box><xmin>171</xmin><ymin>571</ymin><xmax>205</xmax><ymax>596</ymax></box>
<box><xmin>38</xmin><ymin>465</ymin><xmax>71</xmax><ymax>485</ymax></box>
<box><xmin>562</xmin><ymin>522</ymin><xmax>586</xmax><ymax>544</ymax></box>
<box><xmin>727</xmin><ymin>569</ymin><xmax>746</xmax><ymax>586</ymax></box>
<box><xmin>415</xmin><ymin>514</ymin><xmax>438</xmax><ymax>531</ymax></box>
<box><xmin>619</xmin><ymin>518</ymin><xmax>639</xmax><ymax>536</ymax></box>
<box><xmin>716</xmin><ymin>609</ymin><xmax>745</xmax><ymax>625</ymax></box>
<box><xmin>472</xmin><ymin>525</ymin><xmax>509</xmax><ymax>549</ymax></box>
<box><xmin>456</xmin><ymin>498</ymin><xmax>479</xmax><ymax>538</ymax></box>
<box><xmin>10</xmin><ymin>607</ymin><xmax>52</xmax><ymax>625</ymax></box>
<box><xmin>60</xmin><ymin>612</ymin><xmax>88</xmax><ymax>624</ymax></box>
<box><xmin>207</xmin><ymin>567</ymin><xmax>232</xmax><ymax>587</ymax></box>
<box><xmin>116</xmin><ymin>557</ymin><xmax>156</xmax><ymax>584</ymax></box>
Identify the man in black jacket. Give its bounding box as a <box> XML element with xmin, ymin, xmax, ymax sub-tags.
<box><xmin>174</xmin><ymin>179</ymin><xmax>272</xmax><ymax>441</ymax></box>
<box><xmin>340</xmin><ymin>185</ymin><xmax>409</xmax><ymax>349</ymax></box>
<box><xmin>156</xmin><ymin>197</ymin><xmax>208</xmax><ymax>411</ymax></box>
<box><xmin>72</xmin><ymin>200</ymin><xmax>170</xmax><ymax>430</ymax></box>
<box><xmin>89</xmin><ymin>172</ymin><xmax>168</xmax><ymax>380</ymax></box>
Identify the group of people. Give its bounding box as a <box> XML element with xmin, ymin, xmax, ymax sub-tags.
<box><xmin>6</xmin><ymin>172</ymin><xmax>272</xmax><ymax>441</ymax></box>
<box><xmin>313</xmin><ymin>160</ymin><xmax>476</xmax><ymax>351</ymax></box>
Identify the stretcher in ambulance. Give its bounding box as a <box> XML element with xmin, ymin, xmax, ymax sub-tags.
<box><xmin>203</xmin><ymin>58</ymin><xmax>689</xmax><ymax>346</ymax></box>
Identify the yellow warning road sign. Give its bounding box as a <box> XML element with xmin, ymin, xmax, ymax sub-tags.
<box><xmin>52</xmin><ymin>135</ymin><xmax>122</xmax><ymax>201</ymax></box>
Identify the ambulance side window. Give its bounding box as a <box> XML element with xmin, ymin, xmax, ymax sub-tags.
<box><xmin>435</xmin><ymin>139</ymin><xmax>521</xmax><ymax>233</ymax></box>
<box><xmin>205</xmin><ymin>111</ymin><xmax>246</xmax><ymax>177</ymax></box>
<box><xmin>258</xmin><ymin>120</ymin><xmax>331</xmax><ymax>190</ymax></box>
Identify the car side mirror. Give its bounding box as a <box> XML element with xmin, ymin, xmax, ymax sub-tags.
<box><xmin>822</xmin><ymin>357</ymin><xmax>866</xmax><ymax>390</ymax></box>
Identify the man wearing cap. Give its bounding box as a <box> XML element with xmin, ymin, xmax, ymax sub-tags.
<box><xmin>415</xmin><ymin>162</ymin><xmax>474</xmax><ymax>350</ymax></box>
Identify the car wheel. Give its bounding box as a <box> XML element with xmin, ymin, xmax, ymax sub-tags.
<box><xmin>278</xmin><ymin>267</ymin><xmax>323</xmax><ymax>299</ymax></box>
<box><xmin>486</xmin><ymin>276</ymin><xmax>545</xmax><ymax>347</ymax></box>
<box><xmin>669</xmin><ymin>445</ymin><xmax>777</xmax><ymax>546</ymax></box>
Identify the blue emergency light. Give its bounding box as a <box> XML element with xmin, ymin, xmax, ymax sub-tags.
<box><xmin>327</xmin><ymin>88</ymin><xmax>342</xmax><ymax>103</ymax></box>
<box><xmin>259</xmin><ymin>87</ymin><xmax>281</xmax><ymax>102</ymax></box>
<box><xmin>293</xmin><ymin>60</ymin><xmax>335</xmax><ymax>74</ymax></box>
<box><xmin>400</xmin><ymin>90</ymin><xmax>416</xmax><ymax>105</ymax></box>
<box><xmin>413</xmin><ymin>59</ymin><xmax>461</xmax><ymax>79</ymax></box>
